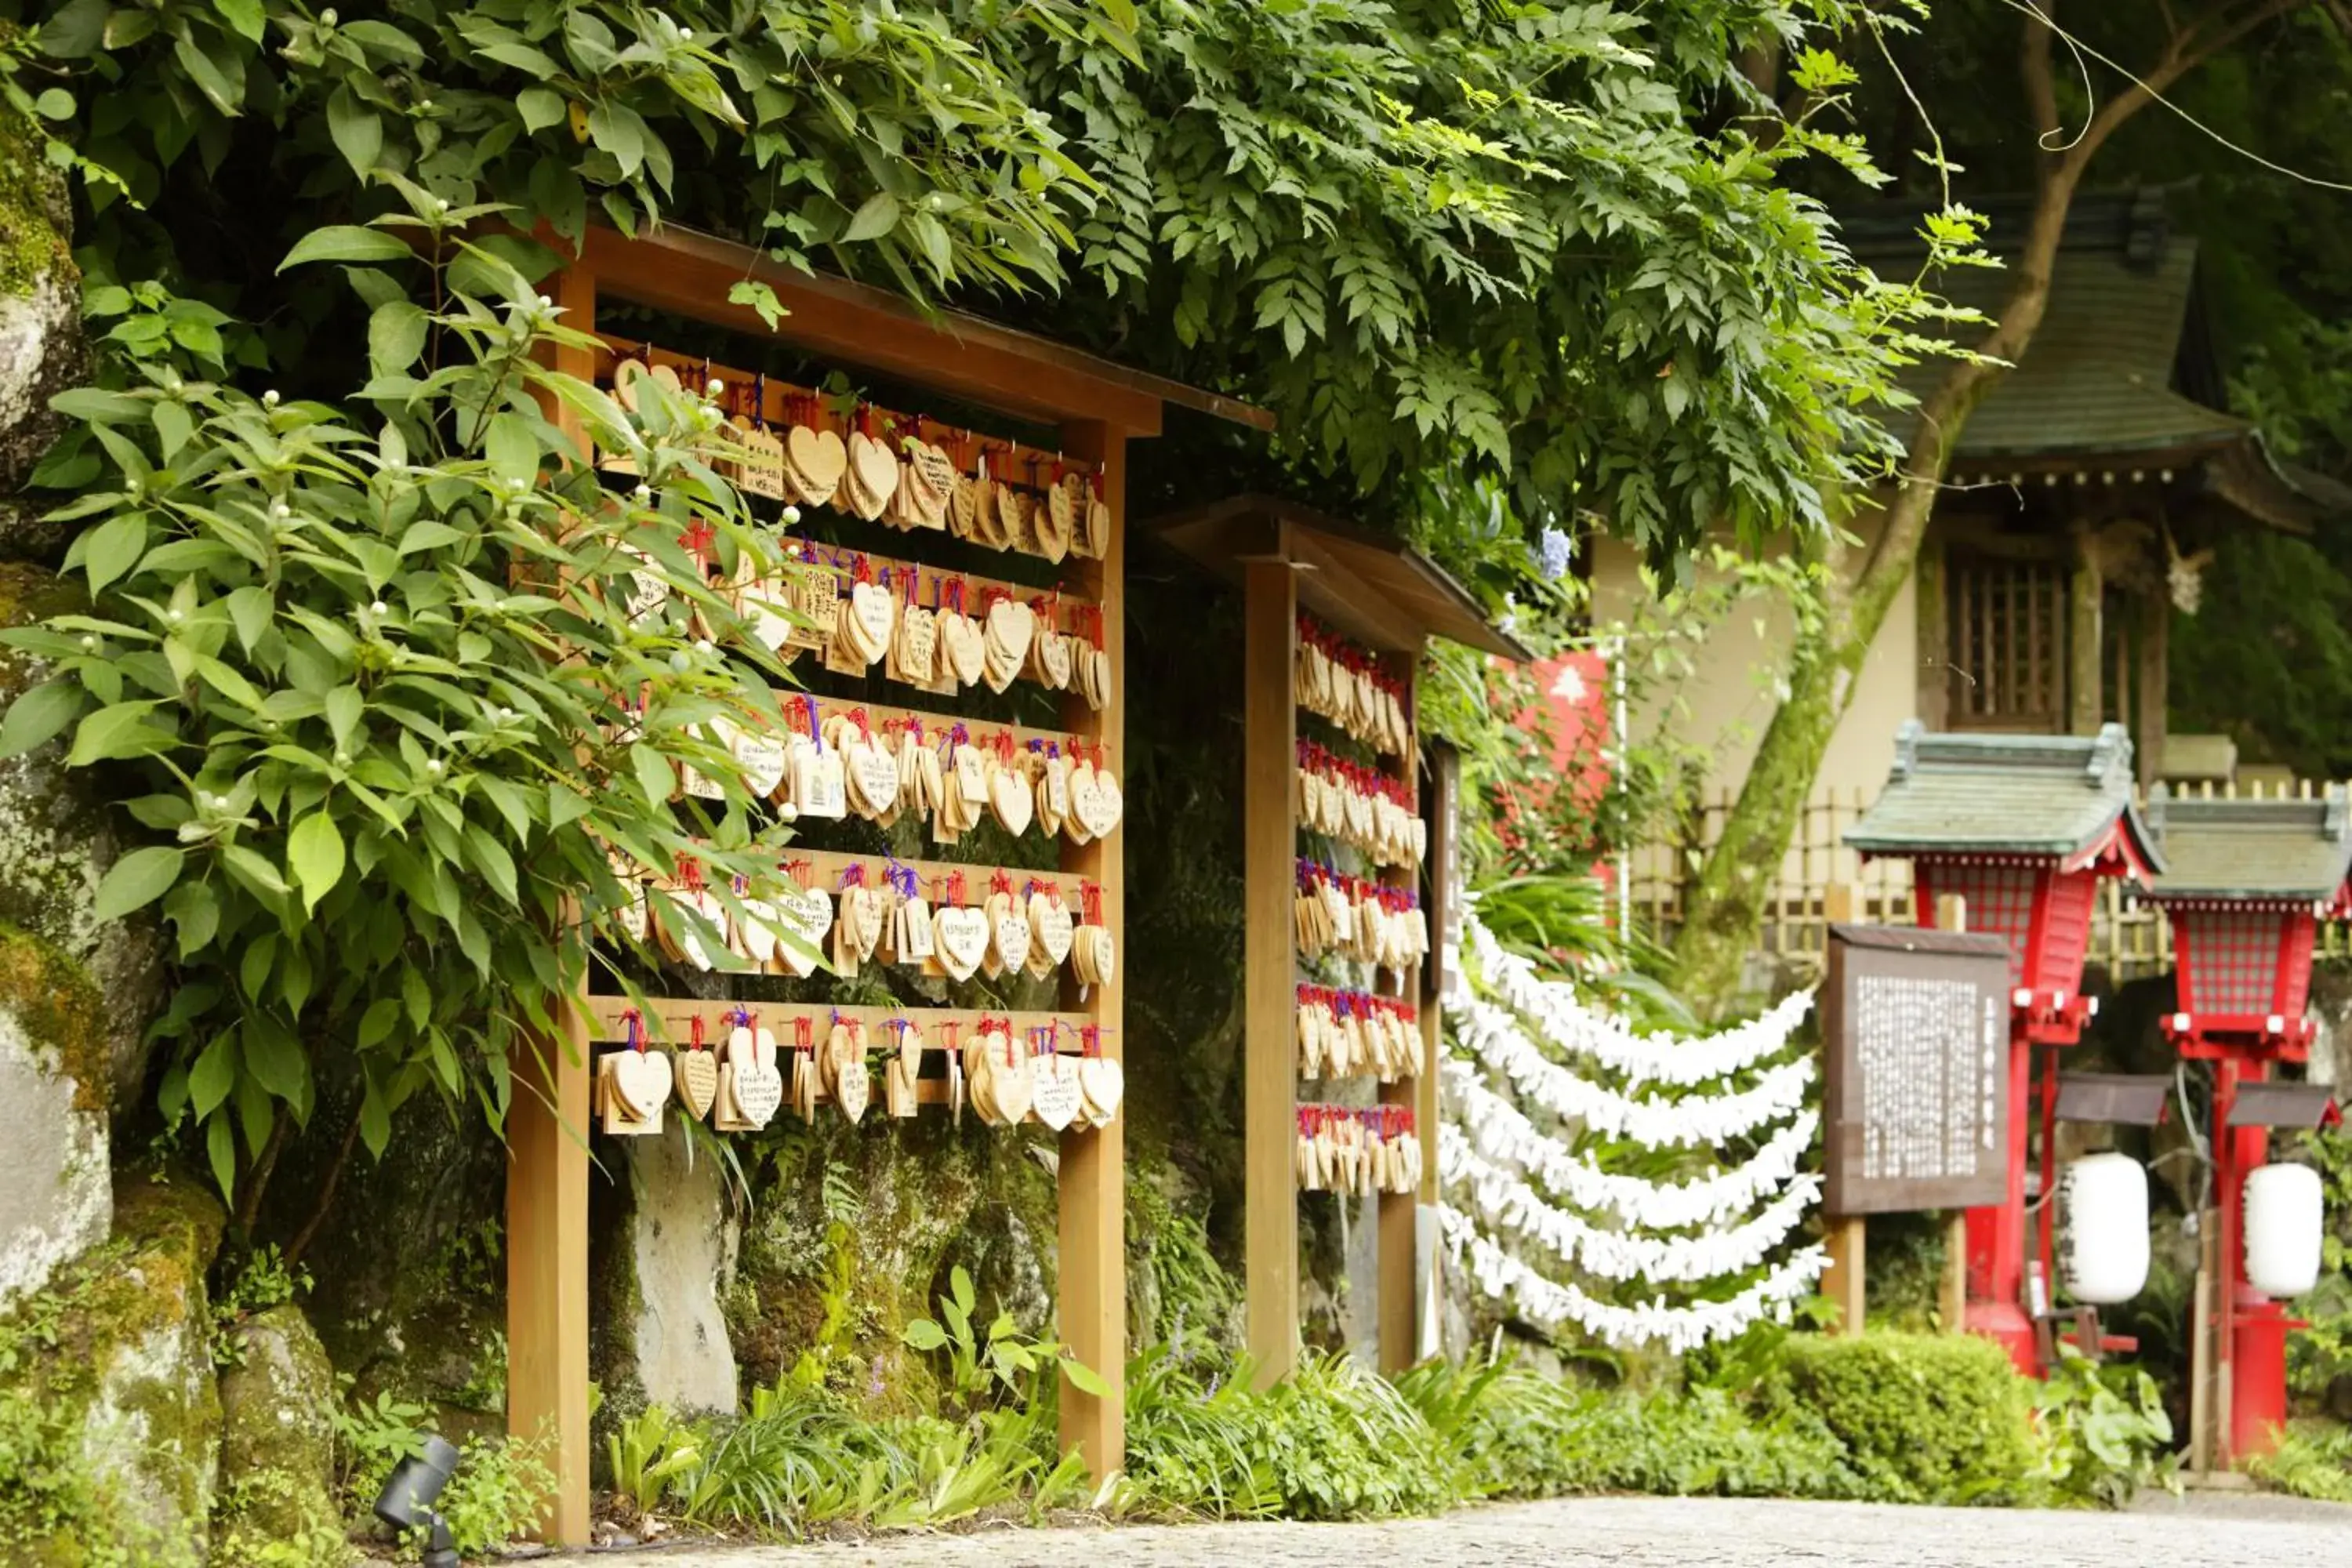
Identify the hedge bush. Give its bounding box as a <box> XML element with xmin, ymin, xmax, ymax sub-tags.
<box><xmin>1769</xmin><ymin>1332</ymin><xmax>2040</xmax><ymax>1504</ymax></box>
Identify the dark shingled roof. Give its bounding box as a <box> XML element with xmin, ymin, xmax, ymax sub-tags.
<box><xmin>1846</xmin><ymin>721</ymin><xmax>2165</xmax><ymax>869</ymax></box>
<box><xmin>2139</xmin><ymin>788</ymin><xmax>2352</xmax><ymax>906</ymax></box>
<box><xmin>1842</xmin><ymin>190</ymin><xmax>2342</xmax><ymax>527</ymax></box>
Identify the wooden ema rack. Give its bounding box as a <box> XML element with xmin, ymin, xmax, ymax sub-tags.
<box><xmin>510</xmin><ymin>221</ymin><xmax>1259</xmax><ymax>1543</ymax></box>
<box><xmin>1148</xmin><ymin>495</ymin><xmax>1525</xmax><ymax>1386</ymax></box>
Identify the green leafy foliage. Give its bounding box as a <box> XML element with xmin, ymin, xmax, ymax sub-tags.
<box><xmin>207</xmin><ymin>1243</ymin><xmax>310</xmax><ymax>1368</ymax></box>
<box><xmin>2249</xmin><ymin>1419</ymin><xmax>2352</xmax><ymax>1502</ymax></box>
<box><xmin>2031</xmin><ymin>1346</ymin><xmax>2176</xmax><ymax>1508</ymax></box>
<box><xmin>605</xmin><ymin>1404</ymin><xmax>702</xmax><ymax>1516</ymax></box>
<box><xmin>1766</xmin><ymin>1331</ymin><xmax>2040</xmax><ymax>1504</ymax></box>
<box><xmin>901</xmin><ymin>1265</ymin><xmax>1110</xmax><ymax>1414</ymax></box>
<box><xmin>11</xmin><ymin>193</ymin><xmax>815</xmax><ymax>1197</ymax></box>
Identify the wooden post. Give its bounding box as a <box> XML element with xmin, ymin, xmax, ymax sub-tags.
<box><xmin>506</xmin><ymin>262</ymin><xmax>597</xmax><ymax>1544</ymax></box>
<box><xmin>1243</xmin><ymin>557</ymin><xmax>1299</xmax><ymax>1388</ymax></box>
<box><xmin>2136</xmin><ymin>586</ymin><xmax>2169</xmax><ymax>786</ymax></box>
<box><xmin>1819</xmin><ymin>881</ymin><xmax>1867</xmax><ymax>1335</ymax></box>
<box><xmin>1936</xmin><ymin>892</ymin><xmax>1973</xmax><ymax>1335</ymax></box>
<box><xmin>1058</xmin><ymin>419</ymin><xmax>1127</xmax><ymax>1473</ymax></box>
<box><xmin>2067</xmin><ymin>527</ymin><xmax>2103</xmax><ymax>736</ymax></box>
<box><xmin>1376</xmin><ymin>654</ymin><xmax>1421</xmax><ymax>1374</ymax></box>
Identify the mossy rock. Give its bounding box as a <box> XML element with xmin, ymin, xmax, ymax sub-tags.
<box><xmin>0</xmin><ymin>565</ymin><xmax>167</xmax><ymax>1122</ymax></box>
<box><xmin>212</xmin><ymin>1304</ymin><xmax>339</xmax><ymax>1558</ymax></box>
<box><xmin>0</xmin><ymin>93</ymin><xmax>88</xmax><ymax>557</ymax></box>
<box><xmin>0</xmin><ymin>922</ymin><xmax>110</xmax><ymax>1309</ymax></box>
<box><xmin>0</xmin><ymin>1170</ymin><xmax>226</xmax><ymax>1565</ymax></box>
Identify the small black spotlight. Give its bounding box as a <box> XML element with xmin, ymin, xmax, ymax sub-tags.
<box><xmin>374</xmin><ymin>1433</ymin><xmax>463</xmax><ymax>1568</ymax></box>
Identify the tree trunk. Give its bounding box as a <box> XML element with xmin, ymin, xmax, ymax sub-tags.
<box><xmin>1664</xmin><ymin>0</ymin><xmax>2282</xmax><ymax>1010</ymax></box>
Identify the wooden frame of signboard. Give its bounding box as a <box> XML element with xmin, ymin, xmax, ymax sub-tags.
<box><xmin>1145</xmin><ymin>495</ymin><xmax>1527</xmax><ymax>1384</ymax></box>
<box><xmin>512</xmin><ymin>224</ymin><xmax>1268</xmax><ymax>1542</ymax></box>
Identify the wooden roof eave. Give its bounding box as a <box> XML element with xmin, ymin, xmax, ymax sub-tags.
<box><xmin>550</xmin><ymin>223</ymin><xmax>1274</xmax><ymax>439</ymax></box>
<box><xmin>1142</xmin><ymin>492</ymin><xmax>1533</xmax><ymax>661</ymax></box>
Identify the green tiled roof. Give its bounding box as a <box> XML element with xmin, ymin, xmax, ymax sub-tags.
<box><xmin>1846</xmin><ymin>722</ymin><xmax>2164</xmax><ymax>866</ymax></box>
<box><xmin>2140</xmin><ymin>789</ymin><xmax>2352</xmax><ymax>904</ymax></box>
<box><xmin>1848</xmin><ymin>190</ymin><xmax>2244</xmax><ymax>462</ymax></box>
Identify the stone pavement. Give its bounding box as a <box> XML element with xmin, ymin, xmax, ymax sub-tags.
<box><xmin>633</xmin><ymin>1492</ymin><xmax>2352</xmax><ymax>1567</ymax></box>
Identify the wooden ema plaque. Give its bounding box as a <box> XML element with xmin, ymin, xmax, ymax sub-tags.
<box><xmin>1823</xmin><ymin>922</ymin><xmax>2013</xmax><ymax>1214</ymax></box>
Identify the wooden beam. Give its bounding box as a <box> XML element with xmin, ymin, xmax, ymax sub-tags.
<box><xmin>1244</xmin><ymin>555</ymin><xmax>1300</xmax><ymax>1389</ymax></box>
<box><xmin>2137</xmin><ymin>584</ymin><xmax>2169</xmax><ymax>786</ymax></box>
<box><xmin>2067</xmin><ymin>528</ymin><xmax>2104</xmax><ymax>737</ymax></box>
<box><xmin>1056</xmin><ymin>419</ymin><xmax>1125</xmax><ymax>1476</ymax></box>
<box><xmin>575</xmin><ymin>226</ymin><xmax>1183</xmax><ymax>436</ymax></box>
<box><xmin>1818</xmin><ymin>881</ymin><xmax>1866</xmax><ymax>1337</ymax></box>
<box><xmin>506</xmin><ymin>263</ymin><xmax>597</xmax><ymax>1545</ymax></box>
<box><xmin>1377</xmin><ymin>653</ymin><xmax>1422</xmax><ymax>1375</ymax></box>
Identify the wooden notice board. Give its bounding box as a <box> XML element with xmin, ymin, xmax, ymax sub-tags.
<box><xmin>510</xmin><ymin>223</ymin><xmax>1264</xmax><ymax>1541</ymax></box>
<box><xmin>1823</xmin><ymin>923</ymin><xmax>2014</xmax><ymax>1214</ymax></box>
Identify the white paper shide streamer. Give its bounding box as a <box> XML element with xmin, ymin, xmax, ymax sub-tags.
<box><xmin>1442</xmin><ymin>913</ymin><xmax>1821</xmax><ymax>1348</ymax></box>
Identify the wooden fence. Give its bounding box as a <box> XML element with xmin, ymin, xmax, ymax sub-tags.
<box><xmin>1628</xmin><ymin>778</ymin><xmax>2351</xmax><ymax>980</ymax></box>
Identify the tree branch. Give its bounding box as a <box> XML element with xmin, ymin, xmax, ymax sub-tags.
<box><xmin>284</xmin><ymin>1102</ymin><xmax>364</xmax><ymax>1267</ymax></box>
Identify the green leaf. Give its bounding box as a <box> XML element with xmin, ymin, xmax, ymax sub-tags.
<box><xmin>163</xmin><ymin>878</ymin><xmax>219</xmax><ymax>959</ymax></box>
<box><xmin>902</xmin><ymin>1319</ymin><xmax>949</xmax><ymax>1351</ymax></box>
<box><xmin>83</xmin><ymin>510</ymin><xmax>149</xmax><ymax>596</ymax></box>
<box><xmin>288</xmin><ymin>811</ymin><xmax>346</xmax><ymax>913</ymax></box>
<box><xmin>31</xmin><ymin>89</ymin><xmax>74</xmax><ymax>121</ymax></box>
<box><xmin>484</xmin><ymin>413</ymin><xmax>540</xmax><ymax>487</ymax></box>
<box><xmin>630</xmin><ymin>744</ymin><xmax>673</xmax><ymax>808</ymax></box>
<box><xmin>244</xmin><ymin>1018</ymin><xmax>306</xmax><ymax>1101</ymax></box>
<box><xmin>841</xmin><ymin>191</ymin><xmax>902</xmax><ymax>244</ymax></box>
<box><xmin>357</xmin><ymin>996</ymin><xmax>401</xmax><ymax>1049</ymax></box>
<box><xmin>226</xmin><ymin>585</ymin><xmax>274</xmax><ymax>654</ymax></box>
<box><xmin>93</xmin><ymin>844</ymin><xmax>184</xmax><ymax>921</ymax></box>
<box><xmin>368</xmin><ymin>301</ymin><xmax>427</xmax><ymax>377</ymax></box>
<box><xmin>191</xmin><ymin>1033</ymin><xmax>238</xmax><ymax>1117</ymax></box>
<box><xmin>517</xmin><ymin>88</ymin><xmax>566</xmax><ymax>133</ymax></box>
<box><xmin>325</xmin><ymin>685</ymin><xmax>362</xmax><ymax>752</ymax></box>
<box><xmin>327</xmin><ymin>85</ymin><xmax>385</xmax><ymax>178</ymax></box>
<box><xmin>279</xmin><ymin>227</ymin><xmax>414</xmax><ymax>272</ymax></box>
<box><xmin>207</xmin><ymin>1112</ymin><xmax>237</xmax><ymax>1200</ymax></box>
<box><xmin>222</xmin><ymin>843</ymin><xmax>290</xmax><ymax>899</ymax></box>
<box><xmin>212</xmin><ymin>0</ymin><xmax>265</xmax><ymax>44</ymax></box>
<box><xmin>67</xmin><ymin>700</ymin><xmax>171</xmax><ymax>764</ymax></box>
<box><xmin>466</xmin><ymin>825</ymin><xmax>519</xmax><ymax>906</ymax></box>
<box><xmin>172</xmin><ymin>35</ymin><xmax>244</xmax><ymax>116</ymax></box>
<box><xmin>1059</xmin><ymin>1353</ymin><xmax>1112</xmax><ymax>1398</ymax></box>
<box><xmin>0</xmin><ymin>679</ymin><xmax>83</xmax><ymax>758</ymax></box>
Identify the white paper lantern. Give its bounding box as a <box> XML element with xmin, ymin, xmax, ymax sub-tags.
<box><xmin>2244</xmin><ymin>1163</ymin><xmax>2325</xmax><ymax>1298</ymax></box>
<box><xmin>2057</xmin><ymin>1152</ymin><xmax>2150</xmax><ymax>1305</ymax></box>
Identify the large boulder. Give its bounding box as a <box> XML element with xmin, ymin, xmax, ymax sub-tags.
<box><xmin>0</xmin><ymin>1171</ymin><xmax>226</xmax><ymax>1564</ymax></box>
<box><xmin>594</xmin><ymin>1131</ymin><xmax>740</xmax><ymax>1418</ymax></box>
<box><xmin>0</xmin><ymin>921</ymin><xmax>111</xmax><ymax>1307</ymax></box>
<box><xmin>211</xmin><ymin>1303</ymin><xmax>346</xmax><ymax>1566</ymax></box>
<box><xmin>0</xmin><ymin>561</ymin><xmax>169</xmax><ymax>1123</ymax></box>
<box><xmin>0</xmin><ymin>96</ymin><xmax>89</xmax><ymax>560</ymax></box>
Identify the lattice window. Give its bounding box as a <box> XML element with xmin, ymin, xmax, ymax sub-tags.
<box><xmin>1919</xmin><ymin>862</ymin><xmax>2044</xmax><ymax>986</ymax></box>
<box><xmin>1946</xmin><ymin>553</ymin><xmax>2066</xmax><ymax>731</ymax></box>
<box><xmin>2177</xmin><ymin>909</ymin><xmax>2310</xmax><ymax>1018</ymax></box>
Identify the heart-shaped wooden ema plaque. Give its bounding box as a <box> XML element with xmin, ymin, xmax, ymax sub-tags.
<box><xmin>898</xmin><ymin>605</ymin><xmax>938</xmax><ymax>681</ymax></box>
<box><xmin>1084</xmin><ymin>498</ymin><xmax>1111</xmax><ymax>559</ymax></box>
<box><xmin>989</xmin><ymin>768</ymin><xmax>1034</xmax><ymax>837</ymax></box>
<box><xmin>938</xmin><ymin>614</ymin><xmax>986</xmax><ymax>688</ymax></box>
<box><xmin>1083</xmin><ymin>927</ymin><xmax>1116</xmax><ymax>986</ymax></box>
<box><xmin>1080</xmin><ymin>771</ymin><xmax>1123</xmax><ymax>839</ymax></box>
<box><xmin>857</xmin><ymin>430</ymin><xmax>902</xmax><ymax>501</ymax></box>
<box><xmin>985</xmin><ymin>598</ymin><xmax>1035</xmax><ymax>669</ymax></box>
<box><xmin>851</xmin><ymin>746</ymin><xmax>902</xmax><ymax>819</ymax></box>
<box><xmin>772</xmin><ymin>884</ymin><xmax>831</xmax><ymax>977</ymax></box>
<box><xmin>848</xmin><ymin>582</ymin><xmax>895</xmax><ymax>662</ymax></box>
<box><xmin>787</xmin><ymin>426</ymin><xmax>847</xmax><ymax>499</ymax></box>
<box><xmin>675</xmin><ymin>1048</ymin><xmax>719</xmax><ymax>1120</ymax></box>
<box><xmin>849</xmin><ymin>885</ymin><xmax>887</xmax><ymax>956</ymax></box>
<box><xmin>1030</xmin><ymin>1052</ymin><xmax>1083</xmax><ymax>1131</ymax></box>
<box><xmin>736</xmin><ymin>901</ymin><xmax>780</xmax><ymax>967</ymax></box>
<box><xmin>610</xmin><ymin>1050</ymin><xmax>675</xmax><ymax>1120</ymax></box>
<box><xmin>989</xmin><ymin>1045</ymin><xmax>1033</xmax><ymax>1125</ymax></box>
<box><xmin>993</xmin><ymin>911</ymin><xmax>1033</xmax><ymax>974</ymax></box>
<box><xmin>1078</xmin><ymin>1056</ymin><xmax>1123</xmax><ymax>1123</ymax></box>
<box><xmin>732</xmin><ymin>726</ymin><xmax>789</xmax><ymax>801</ymax></box>
<box><xmin>1029</xmin><ymin>895</ymin><xmax>1074</xmax><ymax>967</ymax></box>
<box><xmin>934</xmin><ymin>906</ymin><xmax>989</xmax><ymax>982</ymax></box>
<box><xmin>1039</xmin><ymin>633</ymin><xmax>1074</xmax><ymax>690</ymax></box>
<box><xmin>732</xmin><ymin>1051</ymin><xmax>784</xmax><ymax>1126</ymax></box>
<box><xmin>833</xmin><ymin>1047</ymin><xmax>870</xmax><ymax>1123</ymax></box>
<box><xmin>910</xmin><ymin>445</ymin><xmax>957</xmax><ymax>521</ymax></box>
